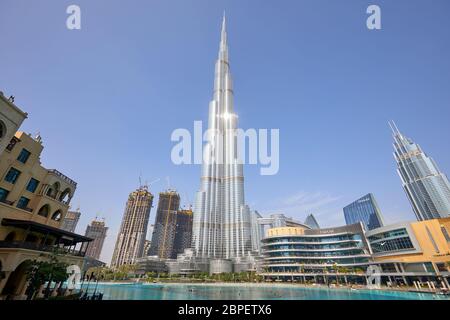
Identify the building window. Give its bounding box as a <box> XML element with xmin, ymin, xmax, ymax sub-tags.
<box><xmin>0</xmin><ymin>188</ymin><xmax>9</xmax><ymax>202</ymax></box>
<box><xmin>16</xmin><ymin>196</ymin><xmax>30</xmax><ymax>210</ymax></box>
<box><xmin>17</xmin><ymin>148</ymin><xmax>31</xmax><ymax>164</ymax></box>
<box><xmin>6</xmin><ymin>137</ymin><xmax>19</xmax><ymax>152</ymax></box>
<box><xmin>0</xmin><ymin>120</ymin><xmax>6</xmax><ymax>139</ymax></box>
<box><xmin>37</xmin><ymin>204</ymin><xmax>50</xmax><ymax>218</ymax></box>
<box><xmin>4</xmin><ymin>167</ymin><xmax>21</xmax><ymax>184</ymax></box>
<box><xmin>26</xmin><ymin>178</ymin><xmax>40</xmax><ymax>193</ymax></box>
<box><xmin>51</xmin><ymin>210</ymin><xmax>62</xmax><ymax>221</ymax></box>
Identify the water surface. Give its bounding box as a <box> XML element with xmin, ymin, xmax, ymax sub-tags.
<box><xmin>83</xmin><ymin>283</ymin><xmax>449</xmax><ymax>300</ymax></box>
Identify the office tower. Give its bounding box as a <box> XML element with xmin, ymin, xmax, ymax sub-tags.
<box><xmin>111</xmin><ymin>186</ymin><xmax>153</xmax><ymax>268</ymax></box>
<box><xmin>173</xmin><ymin>208</ymin><xmax>193</xmax><ymax>258</ymax></box>
<box><xmin>61</xmin><ymin>209</ymin><xmax>81</xmax><ymax>233</ymax></box>
<box><xmin>192</xmin><ymin>15</ymin><xmax>252</xmax><ymax>259</ymax></box>
<box><xmin>343</xmin><ymin>193</ymin><xmax>384</xmax><ymax>231</ymax></box>
<box><xmin>304</xmin><ymin>214</ymin><xmax>320</xmax><ymax>229</ymax></box>
<box><xmin>84</xmin><ymin>218</ymin><xmax>108</xmax><ymax>260</ymax></box>
<box><xmin>149</xmin><ymin>190</ymin><xmax>180</xmax><ymax>259</ymax></box>
<box><xmin>390</xmin><ymin>121</ymin><xmax>450</xmax><ymax>221</ymax></box>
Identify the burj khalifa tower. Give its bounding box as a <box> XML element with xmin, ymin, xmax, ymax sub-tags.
<box><xmin>192</xmin><ymin>15</ymin><xmax>252</xmax><ymax>260</ymax></box>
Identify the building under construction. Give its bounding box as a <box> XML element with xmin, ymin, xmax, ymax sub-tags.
<box><xmin>149</xmin><ymin>190</ymin><xmax>180</xmax><ymax>259</ymax></box>
<box><xmin>84</xmin><ymin>218</ymin><xmax>108</xmax><ymax>260</ymax></box>
<box><xmin>173</xmin><ymin>208</ymin><xmax>193</xmax><ymax>257</ymax></box>
<box><xmin>148</xmin><ymin>191</ymin><xmax>193</xmax><ymax>259</ymax></box>
<box><xmin>111</xmin><ymin>186</ymin><xmax>154</xmax><ymax>268</ymax></box>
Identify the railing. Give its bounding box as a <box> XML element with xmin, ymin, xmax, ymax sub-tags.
<box><xmin>47</xmin><ymin>169</ymin><xmax>77</xmax><ymax>187</ymax></box>
<box><xmin>0</xmin><ymin>241</ymin><xmax>86</xmax><ymax>257</ymax></box>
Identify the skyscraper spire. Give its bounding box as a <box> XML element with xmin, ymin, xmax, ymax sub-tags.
<box><xmin>390</xmin><ymin>122</ymin><xmax>450</xmax><ymax>221</ymax></box>
<box><xmin>221</xmin><ymin>11</ymin><xmax>226</xmax><ymax>44</ymax></box>
<box><xmin>219</xmin><ymin>12</ymin><xmax>228</xmax><ymax>62</ymax></box>
<box><xmin>388</xmin><ymin>120</ymin><xmax>401</xmax><ymax>137</ymax></box>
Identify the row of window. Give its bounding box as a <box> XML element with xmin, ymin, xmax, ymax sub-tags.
<box><xmin>266</xmin><ymin>257</ymin><xmax>370</xmax><ymax>265</ymax></box>
<box><xmin>1</xmin><ymin>186</ymin><xmax>33</xmax><ymax>212</ymax></box>
<box><xmin>368</xmin><ymin>228</ymin><xmax>409</xmax><ymax>242</ymax></box>
<box><xmin>3</xmin><ymin>168</ymin><xmax>40</xmax><ymax>192</ymax></box>
<box><xmin>0</xmin><ymin>190</ymin><xmax>62</xmax><ymax>221</ymax></box>
<box><xmin>266</xmin><ymin>250</ymin><xmax>366</xmax><ymax>258</ymax></box>
<box><xmin>264</xmin><ymin>235</ymin><xmax>362</xmax><ymax>244</ymax></box>
<box><xmin>4</xmin><ymin>166</ymin><xmax>38</xmax><ymax>190</ymax></box>
<box><xmin>370</xmin><ymin>237</ymin><xmax>414</xmax><ymax>253</ymax></box>
<box><xmin>264</xmin><ymin>242</ymin><xmax>362</xmax><ymax>250</ymax></box>
<box><xmin>4</xmin><ymin>145</ymin><xmax>31</xmax><ymax>163</ymax></box>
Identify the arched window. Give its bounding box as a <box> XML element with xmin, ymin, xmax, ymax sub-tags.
<box><xmin>51</xmin><ymin>210</ymin><xmax>62</xmax><ymax>221</ymax></box>
<box><xmin>59</xmin><ymin>188</ymin><xmax>72</xmax><ymax>203</ymax></box>
<box><xmin>37</xmin><ymin>204</ymin><xmax>50</xmax><ymax>217</ymax></box>
<box><xmin>0</xmin><ymin>120</ymin><xmax>6</xmax><ymax>139</ymax></box>
<box><xmin>46</xmin><ymin>182</ymin><xmax>60</xmax><ymax>199</ymax></box>
<box><xmin>4</xmin><ymin>231</ymin><xmax>16</xmax><ymax>242</ymax></box>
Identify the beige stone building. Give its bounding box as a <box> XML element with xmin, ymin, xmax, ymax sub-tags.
<box><xmin>0</xmin><ymin>131</ymin><xmax>91</xmax><ymax>299</ymax></box>
<box><xmin>0</xmin><ymin>91</ymin><xmax>27</xmax><ymax>156</ymax></box>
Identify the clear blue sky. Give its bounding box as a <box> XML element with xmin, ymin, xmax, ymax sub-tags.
<box><xmin>1</xmin><ymin>0</ymin><xmax>450</xmax><ymax>263</ymax></box>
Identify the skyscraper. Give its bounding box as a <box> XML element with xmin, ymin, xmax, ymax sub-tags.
<box><xmin>84</xmin><ymin>218</ymin><xmax>108</xmax><ymax>260</ymax></box>
<box><xmin>343</xmin><ymin>193</ymin><xmax>384</xmax><ymax>231</ymax></box>
<box><xmin>390</xmin><ymin>121</ymin><xmax>450</xmax><ymax>221</ymax></box>
<box><xmin>111</xmin><ymin>186</ymin><xmax>153</xmax><ymax>268</ymax></box>
<box><xmin>192</xmin><ymin>15</ymin><xmax>252</xmax><ymax>259</ymax></box>
<box><xmin>61</xmin><ymin>209</ymin><xmax>81</xmax><ymax>233</ymax></box>
<box><xmin>304</xmin><ymin>214</ymin><xmax>320</xmax><ymax>229</ymax></box>
<box><xmin>149</xmin><ymin>190</ymin><xmax>180</xmax><ymax>259</ymax></box>
<box><xmin>172</xmin><ymin>208</ymin><xmax>193</xmax><ymax>258</ymax></box>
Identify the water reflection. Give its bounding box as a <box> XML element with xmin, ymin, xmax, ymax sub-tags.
<box><xmin>93</xmin><ymin>283</ymin><xmax>449</xmax><ymax>300</ymax></box>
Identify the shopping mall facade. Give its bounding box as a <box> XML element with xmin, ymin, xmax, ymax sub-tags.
<box><xmin>260</xmin><ymin>219</ymin><xmax>450</xmax><ymax>288</ymax></box>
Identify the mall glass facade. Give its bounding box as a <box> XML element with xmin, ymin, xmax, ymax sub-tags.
<box><xmin>261</xmin><ymin>223</ymin><xmax>371</xmax><ymax>274</ymax></box>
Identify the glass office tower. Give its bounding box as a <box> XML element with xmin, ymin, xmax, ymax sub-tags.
<box><xmin>343</xmin><ymin>193</ymin><xmax>384</xmax><ymax>231</ymax></box>
<box><xmin>390</xmin><ymin>121</ymin><xmax>450</xmax><ymax>221</ymax></box>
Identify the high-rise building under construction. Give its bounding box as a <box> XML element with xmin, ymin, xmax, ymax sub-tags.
<box><xmin>111</xmin><ymin>186</ymin><xmax>153</xmax><ymax>268</ymax></box>
<box><xmin>149</xmin><ymin>190</ymin><xmax>180</xmax><ymax>259</ymax></box>
<box><xmin>173</xmin><ymin>208</ymin><xmax>193</xmax><ymax>258</ymax></box>
<box><xmin>84</xmin><ymin>218</ymin><xmax>108</xmax><ymax>260</ymax></box>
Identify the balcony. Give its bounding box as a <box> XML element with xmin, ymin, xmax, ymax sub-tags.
<box><xmin>1</xmin><ymin>218</ymin><xmax>92</xmax><ymax>258</ymax></box>
<box><xmin>0</xmin><ymin>241</ymin><xmax>86</xmax><ymax>257</ymax></box>
<box><xmin>47</xmin><ymin>169</ymin><xmax>77</xmax><ymax>187</ymax></box>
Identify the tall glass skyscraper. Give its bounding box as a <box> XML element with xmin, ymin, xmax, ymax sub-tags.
<box><xmin>343</xmin><ymin>193</ymin><xmax>384</xmax><ymax>231</ymax></box>
<box><xmin>390</xmin><ymin>121</ymin><xmax>450</xmax><ymax>221</ymax></box>
<box><xmin>192</xmin><ymin>15</ymin><xmax>252</xmax><ymax>259</ymax></box>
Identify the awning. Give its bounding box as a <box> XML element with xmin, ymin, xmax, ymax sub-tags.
<box><xmin>1</xmin><ymin>218</ymin><xmax>92</xmax><ymax>244</ymax></box>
